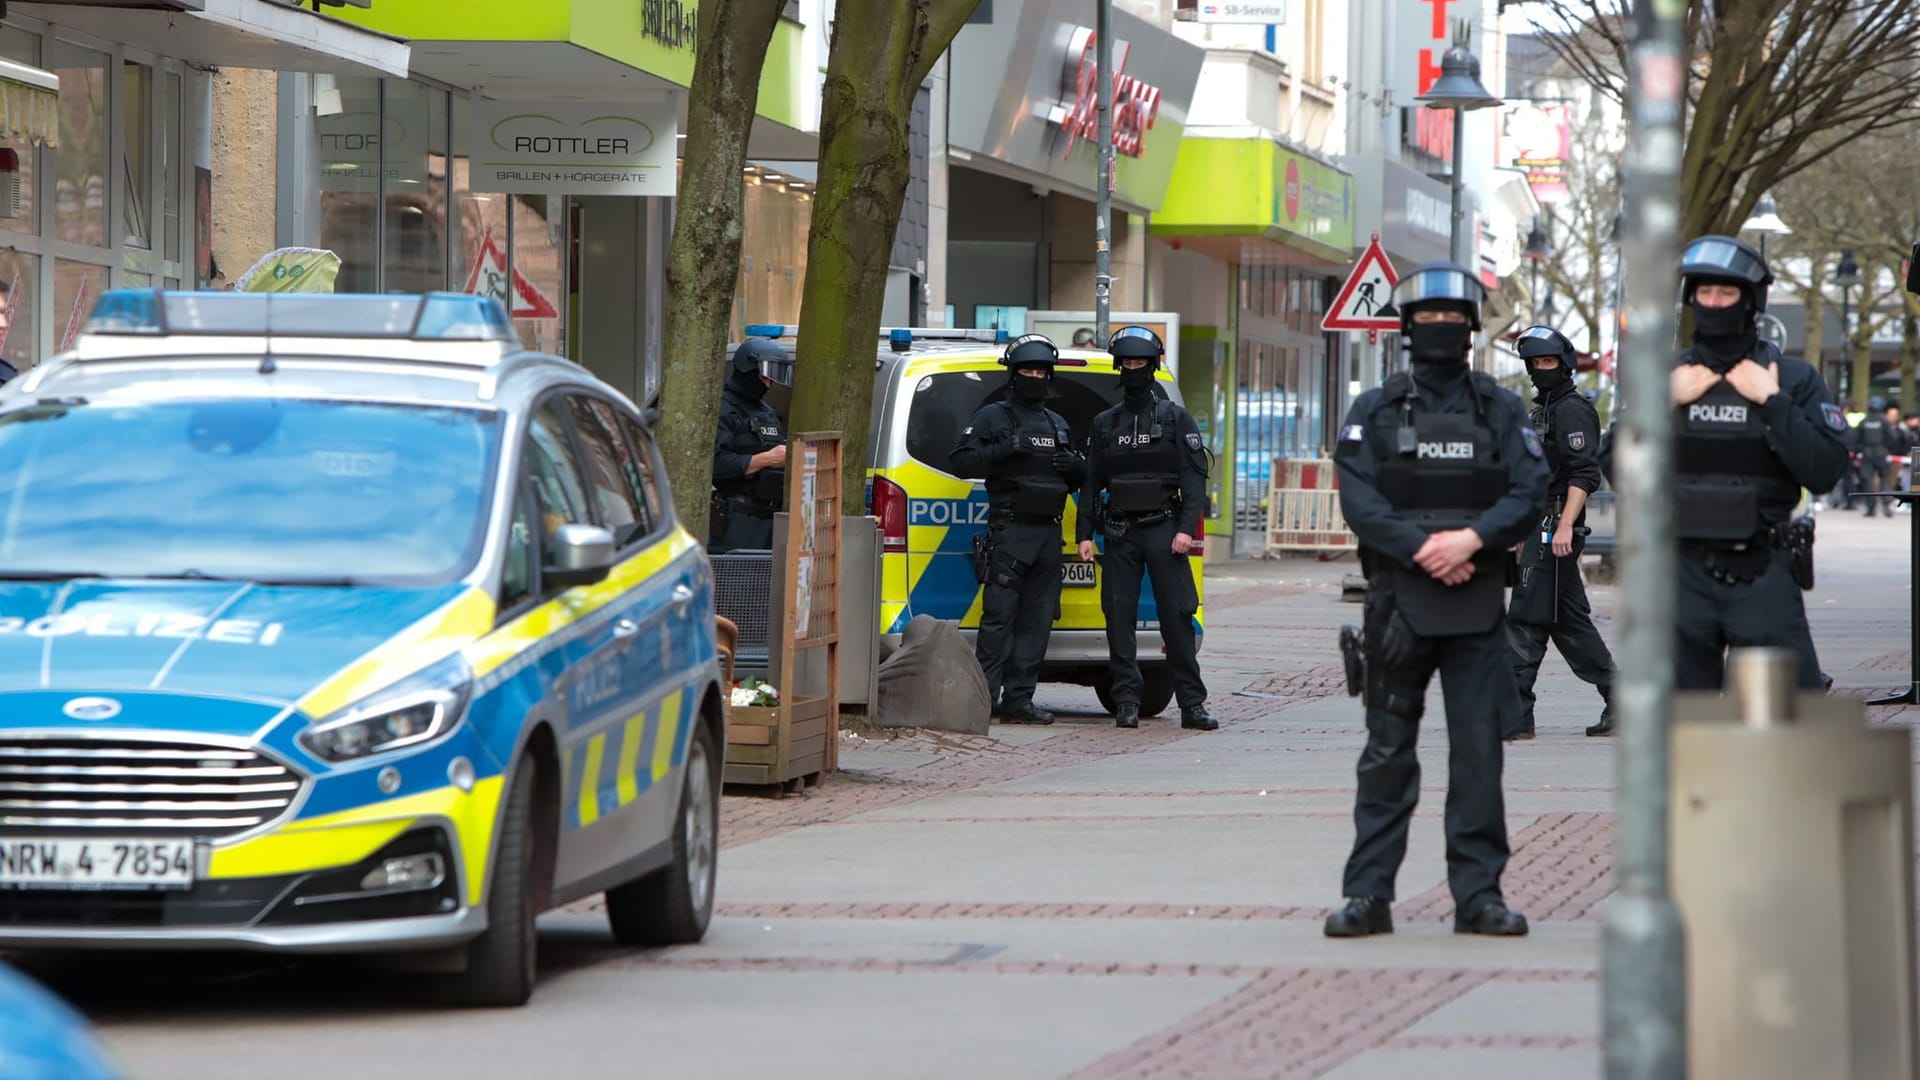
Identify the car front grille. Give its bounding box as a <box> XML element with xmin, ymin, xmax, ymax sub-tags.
<box><xmin>0</xmin><ymin>736</ymin><xmax>305</xmax><ymax>839</ymax></box>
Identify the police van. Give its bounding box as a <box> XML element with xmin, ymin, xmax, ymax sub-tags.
<box><xmin>0</xmin><ymin>290</ymin><xmax>726</xmax><ymax>1007</ymax></box>
<box><xmin>743</xmin><ymin>325</ymin><xmax>1205</xmax><ymax>717</ymax></box>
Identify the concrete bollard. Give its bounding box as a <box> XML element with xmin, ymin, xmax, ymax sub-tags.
<box><xmin>1672</xmin><ymin>647</ymin><xmax>1918</xmax><ymax>1078</ymax></box>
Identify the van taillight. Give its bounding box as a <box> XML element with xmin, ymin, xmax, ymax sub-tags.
<box><xmin>1190</xmin><ymin>517</ymin><xmax>1205</xmax><ymax>557</ymax></box>
<box><xmin>872</xmin><ymin>475</ymin><xmax>909</xmax><ymax>553</ymax></box>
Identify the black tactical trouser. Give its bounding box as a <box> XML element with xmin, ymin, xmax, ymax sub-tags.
<box><xmin>1345</xmin><ymin>609</ymin><xmax>1511</xmax><ymax>913</ymax></box>
<box><xmin>1860</xmin><ymin>454</ymin><xmax>1892</xmax><ymax>515</ymax></box>
<box><xmin>1100</xmin><ymin>516</ymin><xmax>1206</xmax><ymax>711</ymax></box>
<box><xmin>1506</xmin><ymin>553</ymin><xmax>1615</xmax><ymax>735</ymax></box>
<box><xmin>708</xmin><ymin>496</ymin><xmax>775</xmax><ymax>554</ymax></box>
<box><xmin>976</xmin><ymin>519</ymin><xmax>1064</xmax><ymax>711</ymax></box>
<box><xmin>1675</xmin><ymin>545</ymin><xmax>1822</xmax><ymax>691</ymax></box>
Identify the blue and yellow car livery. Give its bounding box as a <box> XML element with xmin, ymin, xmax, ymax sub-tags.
<box><xmin>0</xmin><ymin>291</ymin><xmax>724</xmax><ymax>1007</ymax></box>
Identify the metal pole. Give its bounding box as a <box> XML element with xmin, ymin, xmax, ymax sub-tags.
<box><xmin>1603</xmin><ymin>1</ymin><xmax>1687</xmax><ymax>1077</ymax></box>
<box><xmin>1448</xmin><ymin>105</ymin><xmax>1465</xmax><ymax>265</ymax></box>
<box><xmin>1095</xmin><ymin>0</ymin><xmax>1113</xmax><ymax>343</ymax></box>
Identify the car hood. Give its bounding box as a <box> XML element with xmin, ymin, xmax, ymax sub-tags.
<box><xmin>0</xmin><ymin>580</ymin><xmax>488</xmax><ymax>719</ymax></box>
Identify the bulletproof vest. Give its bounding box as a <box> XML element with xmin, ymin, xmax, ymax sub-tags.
<box><xmin>1672</xmin><ymin>374</ymin><xmax>1799</xmax><ymax>540</ymax></box>
<box><xmin>1375</xmin><ymin>374</ymin><xmax>1509</xmax><ymax>530</ymax></box>
<box><xmin>1860</xmin><ymin>416</ymin><xmax>1890</xmax><ymax>451</ymax></box>
<box><xmin>716</xmin><ymin>394</ymin><xmax>786</xmax><ymax>506</ymax></box>
<box><xmin>986</xmin><ymin>403</ymin><xmax>1070</xmax><ymax>517</ymax></box>
<box><xmin>1102</xmin><ymin>399</ymin><xmax>1183</xmax><ymax>514</ymax></box>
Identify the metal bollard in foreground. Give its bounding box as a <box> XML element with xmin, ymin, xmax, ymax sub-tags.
<box><xmin>1671</xmin><ymin>648</ymin><xmax>1918</xmax><ymax>1078</ymax></box>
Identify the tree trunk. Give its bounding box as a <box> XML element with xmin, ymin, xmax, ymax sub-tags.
<box><xmin>657</xmin><ymin>2</ymin><xmax>786</xmax><ymax>531</ymax></box>
<box><xmin>1851</xmin><ymin>320</ymin><xmax>1873</xmax><ymax>411</ymax></box>
<box><xmin>790</xmin><ymin>0</ymin><xmax>982</xmax><ymax>509</ymax></box>
<box><xmin>1901</xmin><ymin>309</ymin><xmax>1917</xmax><ymax>412</ymax></box>
<box><xmin>1801</xmin><ymin>266</ymin><xmax>1826</xmax><ymax>389</ymax></box>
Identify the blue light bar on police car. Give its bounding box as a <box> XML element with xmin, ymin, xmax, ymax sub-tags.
<box><xmin>82</xmin><ymin>290</ymin><xmax>517</xmax><ymax>343</ymax></box>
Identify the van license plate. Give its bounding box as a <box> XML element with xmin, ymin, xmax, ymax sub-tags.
<box><xmin>0</xmin><ymin>838</ymin><xmax>195</xmax><ymax>890</ymax></box>
<box><xmin>1061</xmin><ymin>561</ymin><xmax>1097</xmax><ymax>587</ymax></box>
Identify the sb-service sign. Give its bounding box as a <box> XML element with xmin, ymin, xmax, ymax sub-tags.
<box><xmin>470</xmin><ymin>98</ymin><xmax>680</xmax><ymax>197</ymax></box>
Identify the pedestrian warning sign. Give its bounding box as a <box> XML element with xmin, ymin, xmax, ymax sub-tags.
<box><xmin>463</xmin><ymin>231</ymin><xmax>560</xmax><ymax>320</ymax></box>
<box><xmin>1322</xmin><ymin>235</ymin><xmax>1400</xmax><ymax>335</ymax></box>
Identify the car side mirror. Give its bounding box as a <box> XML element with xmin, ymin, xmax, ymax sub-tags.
<box><xmin>545</xmin><ymin>523</ymin><xmax>617</xmax><ymax>588</ymax></box>
<box><xmin>1906</xmin><ymin>243</ymin><xmax>1920</xmax><ymax>295</ymax></box>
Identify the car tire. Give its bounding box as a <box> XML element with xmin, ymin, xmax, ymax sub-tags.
<box><xmin>438</xmin><ymin>762</ymin><xmax>538</xmax><ymax>1008</ymax></box>
<box><xmin>1140</xmin><ymin>668</ymin><xmax>1176</xmax><ymax>718</ymax></box>
<box><xmin>605</xmin><ymin>718</ymin><xmax>719</xmax><ymax>947</ymax></box>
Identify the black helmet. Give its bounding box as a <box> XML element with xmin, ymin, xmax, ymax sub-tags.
<box><xmin>1001</xmin><ymin>333</ymin><xmax>1060</xmax><ymax>371</ymax></box>
<box><xmin>1107</xmin><ymin>325</ymin><xmax>1165</xmax><ymax>364</ymax></box>
<box><xmin>1870</xmin><ymin>395</ymin><xmax>1888</xmax><ymax>413</ymax></box>
<box><xmin>1516</xmin><ymin>324</ymin><xmax>1577</xmax><ymax>370</ymax></box>
<box><xmin>1680</xmin><ymin>234</ymin><xmax>1773</xmax><ymax>311</ymax></box>
<box><xmin>1394</xmin><ymin>261</ymin><xmax>1486</xmax><ymax>331</ymax></box>
<box><xmin>731</xmin><ymin>338</ymin><xmax>794</xmax><ymax>387</ymax></box>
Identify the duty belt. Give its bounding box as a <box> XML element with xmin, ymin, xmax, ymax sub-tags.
<box><xmin>1112</xmin><ymin>507</ymin><xmax>1174</xmax><ymax>527</ymax></box>
<box><xmin>716</xmin><ymin>493</ymin><xmax>777</xmax><ymax>519</ymax></box>
<box><xmin>991</xmin><ymin>507</ymin><xmax>1062</xmax><ymax>526</ymax></box>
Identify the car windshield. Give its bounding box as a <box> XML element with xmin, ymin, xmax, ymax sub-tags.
<box><xmin>905</xmin><ymin>369</ymin><xmax>1171</xmax><ymax>475</ymax></box>
<box><xmin>0</xmin><ymin>397</ymin><xmax>500</xmax><ymax>584</ymax></box>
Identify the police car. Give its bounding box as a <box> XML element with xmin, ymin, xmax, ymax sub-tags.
<box><xmin>742</xmin><ymin>325</ymin><xmax>1205</xmax><ymax>717</ymax></box>
<box><xmin>0</xmin><ymin>291</ymin><xmax>726</xmax><ymax>1007</ymax></box>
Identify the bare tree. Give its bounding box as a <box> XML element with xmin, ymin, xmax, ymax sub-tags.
<box><xmin>656</xmin><ymin>2</ymin><xmax>788</xmax><ymax>530</ymax></box>
<box><xmin>789</xmin><ymin>0</ymin><xmax>982</xmax><ymax>507</ymax></box>
<box><xmin>1531</xmin><ymin>100</ymin><xmax>1624</xmax><ymax>359</ymax></box>
<box><xmin>1528</xmin><ymin>1</ymin><xmax>1920</xmax><ymax>241</ymax></box>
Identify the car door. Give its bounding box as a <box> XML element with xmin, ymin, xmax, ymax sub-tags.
<box><xmin>551</xmin><ymin>393</ymin><xmax>685</xmax><ymax>889</ymax></box>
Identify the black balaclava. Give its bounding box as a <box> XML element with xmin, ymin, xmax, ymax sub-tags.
<box><xmin>1406</xmin><ymin>304</ymin><xmax>1474</xmax><ymax>377</ymax></box>
<box><xmin>729</xmin><ymin>363</ymin><xmax>769</xmax><ymax>402</ymax></box>
<box><xmin>1528</xmin><ymin>363</ymin><xmax>1572</xmax><ymax>394</ymax></box>
<box><xmin>1120</xmin><ymin>362</ymin><xmax>1157</xmax><ymax>399</ymax></box>
<box><xmin>1009</xmin><ymin>369</ymin><xmax>1050</xmax><ymax>404</ymax></box>
<box><xmin>1688</xmin><ymin>281</ymin><xmax>1758</xmax><ymax>373</ymax></box>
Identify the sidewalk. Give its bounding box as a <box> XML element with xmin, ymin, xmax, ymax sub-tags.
<box><xmin>596</xmin><ymin>511</ymin><xmax>1915</xmax><ymax>1079</ymax></box>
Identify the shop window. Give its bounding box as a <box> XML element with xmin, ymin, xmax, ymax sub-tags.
<box><xmin>53</xmin><ymin>260</ymin><xmax>103</xmax><ymax>352</ymax></box>
<box><xmin>122</xmin><ymin>60</ymin><xmax>151</xmax><ymax>250</ymax></box>
<box><xmin>52</xmin><ymin>41</ymin><xmax>108</xmax><ymax>249</ymax></box>
<box><xmin>382</xmin><ymin>80</ymin><xmax>445</xmax><ymax>294</ymax></box>
<box><xmin>0</xmin><ymin>250</ymin><xmax>36</xmax><ymax>372</ymax></box>
<box><xmin>314</xmin><ymin>74</ymin><xmax>382</xmax><ymax>292</ymax></box>
<box><xmin>450</xmin><ymin>92</ymin><xmax>500</xmax><ymax>301</ymax></box>
<box><xmin>511</xmin><ymin>193</ymin><xmax>563</xmax><ymax>353</ymax></box>
<box><xmin>162</xmin><ymin>71</ymin><xmax>180</xmax><ymax>263</ymax></box>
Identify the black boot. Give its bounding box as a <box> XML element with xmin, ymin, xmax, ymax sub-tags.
<box><xmin>999</xmin><ymin>703</ymin><xmax>1055</xmax><ymax>725</ymax></box>
<box><xmin>1324</xmin><ymin>896</ymin><xmax>1393</xmax><ymax>938</ymax></box>
<box><xmin>1505</xmin><ymin>722</ymin><xmax>1536</xmax><ymax>742</ymax></box>
<box><xmin>1455</xmin><ymin>899</ymin><xmax>1529</xmax><ymax>936</ymax></box>
<box><xmin>1180</xmin><ymin>705</ymin><xmax>1217</xmax><ymax>731</ymax></box>
<box><xmin>1114</xmin><ymin>703</ymin><xmax>1139</xmax><ymax>729</ymax></box>
<box><xmin>1587</xmin><ymin>688</ymin><xmax>1614</xmax><ymax>737</ymax></box>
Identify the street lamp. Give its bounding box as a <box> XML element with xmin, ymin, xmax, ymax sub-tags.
<box><xmin>1740</xmin><ymin>190</ymin><xmax>1793</xmax><ymax>264</ymax></box>
<box><xmin>1417</xmin><ymin>25</ymin><xmax>1503</xmax><ymax>266</ymax></box>
<box><xmin>1836</xmin><ymin>248</ymin><xmax>1861</xmax><ymax>399</ymax></box>
<box><xmin>1521</xmin><ymin>217</ymin><xmax>1553</xmax><ymax>322</ymax></box>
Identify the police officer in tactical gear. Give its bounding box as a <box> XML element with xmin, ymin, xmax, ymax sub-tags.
<box><xmin>950</xmin><ymin>334</ymin><xmax>1086</xmax><ymax>725</ymax></box>
<box><xmin>1324</xmin><ymin>262</ymin><xmax>1548</xmax><ymax>940</ymax></box>
<box><xmin>1076</xmin><ymin>326</ymin><xmax>1214</xmax><ymax>731</ymax></box>
<box><xmin>710</xmin><ymin>337</ymin><xmax>796</xmax><ymax>554</ymax></box>
<box><xmin>1853</xmin><ymin>396</ymin><xmax>1898</xmax><ymax>516</ymax></box>
<box><xmin>1643</xmin><ymin>234</ymin><xmax>1846</xmax><ymax>690</ymax></box>
<box><xmin>1504</xmin><ymin>325</ymin><xmax>1616</xmax><ymax>741</ymax></box>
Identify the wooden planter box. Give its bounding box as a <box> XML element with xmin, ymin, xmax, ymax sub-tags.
<box><xmin>723</xmin><ymin>695</ymin><xmax>831</xmax><ymax>786</ymax></box>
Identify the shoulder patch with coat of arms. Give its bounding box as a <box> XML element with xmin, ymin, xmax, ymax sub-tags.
<box><xmin>1186</xmin><ymin>433</ymin><xmax>1202</xmax><ymax>450</ymax></box>
<box><xmin>1566</xmin><ymin>430</ymin><xmax>1586</xmax><ymax>451</ymax></box>
<box><xmin>1821</xmin><ymin>403</ymin><xmax>1847</xmax><ymax>431</ymax></box>
<box><xmin>1522</xmin><ymin>426</ymin><xmax>1544</xmax><ymax>459</ymax></box>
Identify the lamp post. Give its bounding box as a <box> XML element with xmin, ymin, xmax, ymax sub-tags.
<box><xmin>1417</xmin><ymin>25</ymin><xmax>1502</xmax><ymax>266</ymax></box>
<box><xmin>1836</xmin><ymin>248</ymin><xmax>1861</xmax><ymax>402</ymax></box>
<box><xmin>1739</xmin><ymin>191</ymin><xmax>1793</xmax><ymax>265</ymax></box>
<box><xmin>1522</xmin><ymin>217</ymin><xmax>1553</xmax><ymax>322</ymax></box>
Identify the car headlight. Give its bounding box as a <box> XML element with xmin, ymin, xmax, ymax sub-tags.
<box><xmin>299</xmin><ymin>654</ymin><xmax>474</xmax><ymax>764</ymax></box>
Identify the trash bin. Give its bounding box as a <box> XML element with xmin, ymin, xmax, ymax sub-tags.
<box><xmin>1671</xmin><ymin>648</ymin><xmax>1918</xmax><ymax>1078</ymax></box>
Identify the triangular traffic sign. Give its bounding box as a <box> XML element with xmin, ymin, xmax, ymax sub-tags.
<box><xmin>1322</xmin><ymin>235</ymin><xmax>1401</xmax><ymax>333</ymax></box>
<box><xmin>463</xmin><ymin>231</ymin><xmax>560</xmax><ymax>320</ymax></box>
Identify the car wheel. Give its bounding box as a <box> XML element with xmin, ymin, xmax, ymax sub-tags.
<box><xmin>438</xmin><ymin>762</ymin><xmax>537</xmax><ymax>1007</ymax></box>
<box><xmin>1140</xmin><ymin>668</ymin><xmax>1176</xmax><ymax>718</ymax></box>
<box><xmin>605</xmin><ymin>718</ymin><xmax>719</xmax><ymax>946</ymax></box>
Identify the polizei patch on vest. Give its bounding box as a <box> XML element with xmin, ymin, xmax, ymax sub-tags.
<box><xmin>1688</xmin><ymin>403</ymin><xmax>1748</xmax><ymax>424</ymax></box>
<box><xmin>1566</xmin><ymin>430</ymin><xmax>1586</xmax><ymax>451</ymax></box>
<box><xmin>1822</xmin><ymin>403</ymin><xmax>1847</xmax><ymax>431</ymax></box>
<box><xmin>1417</xmin><ymin>441</ymin><xmax>1475</xmax><ymax>460</ymax></box>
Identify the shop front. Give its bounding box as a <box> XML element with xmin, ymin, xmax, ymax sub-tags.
<box><xmin>298</xmin><ymin>0</ymin><xmax>816</xmax><ymax>407</ymax></box>
<box><xmin>0</xmin><ymin>0</ymin><xmax>406</xmax><ymax>372</ymax></box>
<box><xmin>943</xmin><ymin>0</ymin><xmax>1201</xmax><ymax>332</ymax></box>
<box><xmin>1152</xmin><ymin>132</ymin><xmax>1354</xmax><ymax>555</ymax></box>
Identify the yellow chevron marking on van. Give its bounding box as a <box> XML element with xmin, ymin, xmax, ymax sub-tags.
<box><xmin>615</xmin><ymin>709</ymin><xmax>646</xmax><ymax>807</ymax></box>
<box><xmin>578</xmin><ymin>733</ymin><xmax>607</xmax><ymax>826</ymax></box>
<box><xmin>651</xmin><ymin>689</ymin><xmax>685</xmax><ymax>782</ymax></box>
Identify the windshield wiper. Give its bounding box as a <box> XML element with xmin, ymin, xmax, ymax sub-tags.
<box><xmin>248</xmin><ymin>576</ymin><xmax>366</xmax><ymax>587</ymax></box>
<box><xmin>0</xmin><ymin>570</ymin><xmax>110</xmax><ymax>581</ymax></box>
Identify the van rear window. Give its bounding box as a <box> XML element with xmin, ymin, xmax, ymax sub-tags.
<box><xmin>905</xmin><ymin>370</ymin><xmax>1165</xmax><ymax>476</ymax></box>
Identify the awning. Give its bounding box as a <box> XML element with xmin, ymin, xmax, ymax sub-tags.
<box><xmin>0</xmin><ymin>59</ymin><xmax>57</xmax><ymax>147</ymax></box>
<box><xmin>10</xmin><ymin>0</ymin><xmax>408</xmax><ymax>78</ymax></box>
